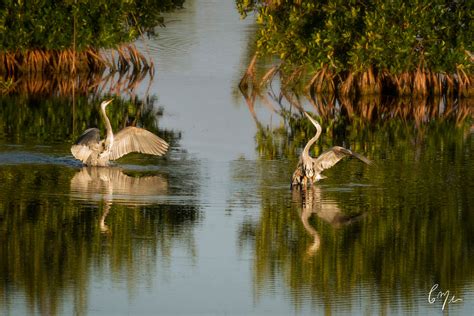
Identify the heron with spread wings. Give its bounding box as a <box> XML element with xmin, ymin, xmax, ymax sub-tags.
<box><xmin>291</xmin><ymin>112</ymin><xmax>372</xmax><ymax>188</ymax></box>
<box><xmin>71</xmin><ymin>100</ymin><xmax>169</xmax><ymax>166</ymax></box>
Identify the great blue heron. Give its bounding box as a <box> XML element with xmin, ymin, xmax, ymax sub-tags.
<box><xmin>71</xmin><ymin>100</ymin><xmax>169</xmax><ymax>166</ymax></box>
<box><xmin>291</xmin><ymin>112</ymin><xmax>372</xmax><ymax>188</ymax></box>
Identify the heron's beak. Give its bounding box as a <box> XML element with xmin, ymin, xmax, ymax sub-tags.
<box><xmin>304</xmin><ymin>112</ymin><xmax>320</xmax><ymax>128</ymax></box>
<box><xmin>100</xmin><ymin>99</ymin><xmax>113</xmax><ymax>110</ymax></box>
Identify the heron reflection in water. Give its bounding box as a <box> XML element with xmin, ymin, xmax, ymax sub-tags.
<box><xmin>291</xmin><ymin>112</ymin><xmax>372</xmax><ymax>189</ymax></box>
<box><xmin>70</xmin><ymin>167</ymin><xmax>168</xmax><ymax>232</ymax></box>
<box><xmin>294</xmin><ymin>186</ymin><xmax>365</xmax><ymax>255</ymax></box>
<box><xmin>71</xmin><ymin>100</ymin><xmax>169</xmax><ymax>166</ymax></box>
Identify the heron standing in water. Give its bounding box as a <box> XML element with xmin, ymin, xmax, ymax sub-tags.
<box><xmin>291</xmin><ymin>112</ymin><xmax>372</xmax><ymax>188</ymax></box>
<box><xmin>71</xmin><ymin>99</ymin><xmax>169</xmax><ymax>166</ymax></box>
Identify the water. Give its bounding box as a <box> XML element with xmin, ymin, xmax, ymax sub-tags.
<box><xmin>1</xmin><ymin>0</ymin><xmax>473</xmax><ymax>315</ymax></box>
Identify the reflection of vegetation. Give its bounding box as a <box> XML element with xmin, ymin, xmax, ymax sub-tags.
<box><xmin>0</xmin><ymin>68</ymin><xmax>152</xmax><ymax>96</ymax></box>
<box><xmin>0</xmin><ymin>1</ymin><xmax>184</xmax><ymax>75</ymax></box>
<box><xmin>238</xmin><ymin>120</ymin><xmax>473</xmax><ymax>313</ymax></box>
<box><xmin>243</xmin><ymin>91</ymin><xmax>472</xmax><ymax>160</ymax></box>
<box><xmin>0</xmin><ymin>163</ymin><xmax>200</xmax><ymax>315</ymax></box>
<box><xmin>0</xmin><ymin>95</ymin><xmax>179</xmax><ymax>149</ymax></box>
<box><xmin>237</xmin><ymin>0</ymin><xmax>473</xmax><ymax>96</ymax></box>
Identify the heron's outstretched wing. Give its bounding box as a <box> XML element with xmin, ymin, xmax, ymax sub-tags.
<box><xmin>109</xmin><ymin>126</ymin><xmax>169</xmax><ymax>161</ymax></box>
<box><xmin>71</xmin><ymin>128</ymin><xmax>101</xmax><ymax>163</ymax></box>
<box><xmin>313</xmin><ymin>146</ymin><xmax>371</xmax><ymax>173</ymax></box>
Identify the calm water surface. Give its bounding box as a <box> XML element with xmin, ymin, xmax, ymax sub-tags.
<box><xmin>1</xmin><ymin>0</ymin><xmax>473</xmax><ymax>315</ymax></box>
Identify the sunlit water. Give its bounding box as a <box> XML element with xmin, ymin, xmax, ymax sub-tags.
<box><xmin>1</xmin><ymin>0</ymin><xmax>473</xmax><ymax>315</ymax></box>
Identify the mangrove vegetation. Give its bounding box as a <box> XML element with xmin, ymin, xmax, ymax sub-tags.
<box><xmin>0</xmin><ymin>0</ymin><xmax>184</xmax><ymax>82</ymax></box>
<box><xmin>237</xmin><ymin>0</ymin><xmax>473</xmax><ymax>97</ymax></box>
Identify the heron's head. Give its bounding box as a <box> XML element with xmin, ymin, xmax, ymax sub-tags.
<box><xmin>100</xmin><ymin>99</ymin><xmax>113</xmax><ymax>110</ymax></box>
<box><xmin>304</xmin><ymin>112</ymin><xmax>321</xmax><ymax>129</ymax></box>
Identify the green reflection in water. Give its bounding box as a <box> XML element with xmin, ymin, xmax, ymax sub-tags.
<box><xmin>0</xmin><ymin>163</ymin><xmax>201</xmax><ymax>315</ymax></box>
<box><xmin>0</xmin><ymin>95</ymin><xmax>183</xmax><ymax>175</ymax></box>
<box><xmin>250</xmin><ymin>94</ymin><xmax>472</xmax><ymax>162</ymax></box>
<box><xmin>239</xmin><ymin>113</ymin><xmax>473</xmax><ymax>313</ymax></box>
<box><xmin>0</xmin><ymin>95</ymin><xmax>177</xmax><ymax>148</ymax></box>
<box><xmin>0</xmin><ymin>94</ymin><xmax>182</xmax><ymax>169</ymax></box>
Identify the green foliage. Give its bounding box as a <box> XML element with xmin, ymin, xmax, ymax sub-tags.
<box><xmin>237</xmin><ymin>0</ymin><xmax>473</xmax><ymax>74</ymax></box>
<box><xmin>0</xmin><ymin>0</ymin><xmax>184</xmax><ymax>51</ymax></box>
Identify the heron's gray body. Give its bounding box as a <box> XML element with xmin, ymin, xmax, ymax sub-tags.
<box><xmin>71</xmin><ymin>100</ymin><xmax>169</xmax><ymax>166</ymax></box>
<box><xmin>71</xmin><ymin>128</ymin><xmax>108</xmax><ymax>166</ymax></box>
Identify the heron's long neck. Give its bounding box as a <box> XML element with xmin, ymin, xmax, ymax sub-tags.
<box><xmin>302</xmin><ymin>124</ymin><xmax>321</xmax><ymax>159</ymax></box>
<box><xmin>101</xmin><ymin>105</ymin><xmax>114</xmax><ymax>147</ymax></box>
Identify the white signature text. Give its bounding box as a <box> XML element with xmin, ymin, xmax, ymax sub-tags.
<box><xmin>428</xmin><ymin>284</ymin><xmax>463</xmax><ymax>311</ymax></box>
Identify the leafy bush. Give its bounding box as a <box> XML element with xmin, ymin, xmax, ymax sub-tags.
<box><xmin>237</xmin><ymin>0</ymin><xmax>473</xmax><ymax>74</ymax></box>
<box><xmin>0</xmin><ymin>0</ymin><xmax>184</xmax><ymax>51</ymax></box>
